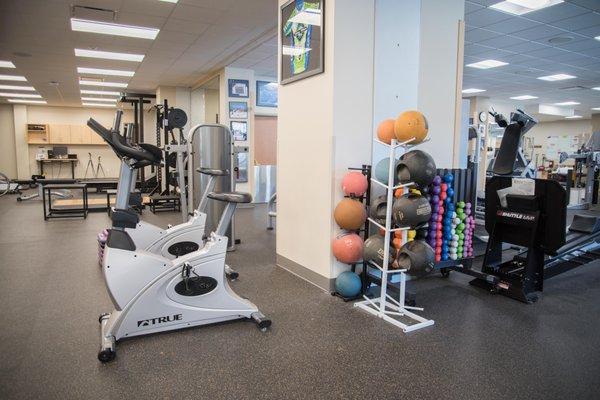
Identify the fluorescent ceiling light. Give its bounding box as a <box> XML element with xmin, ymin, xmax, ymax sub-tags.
<box><xmin>466</xmin><ymin>59</ymin><xmax>508</xmax><ymax>69</ymax></box>
<box><xmin>287</xmin><ymin>9</ymin><xmax>321</xmax><ymax>26</ymax></box>
<box><xmin>0</xmin><ymin>74</ymin><xmax>27</xmax><ymax>81</ymax></box>
<box><xmin>79</xmin><ymin>79</ymin><xmax>128</xmax><ymax>88</ymax></box>
<box><xmin>462</xmin><ymin>88</ymin><xmax>486</xmax><ymax>94</ymax></box>
<box><xmin>0</xmin><ymin>84</ymin><xmax>35</xmax><ymax>91</ymax></box>
<box><xmin>592</xmin><ymin>87</ymin><xmax>600</xmax><ymax>91</ymax></box>
<box><xmin>77</xmin><ymin>67</ymin><xmax>134</xmax><ymax>77</ymax></box>
<box><xmin>554</xmin><ymin>101</ymin><xmax>580</xmax><ymax>106</ymax></box>
<box><xmin>539</xmin><ymin>104</ymin><xmax>574</xmax><ymax>117</ymax></box>
<box><xmin>159</xmin><ymin>0</ymin><xmax>178</xmax><ymax>3</ymax></box>
<box><xmin>80</xmin><ymin>89</ymin><xmax>121</xmax><ymax>96</ymax></box>
<box><xmin>282</xmin><ymin>46</ymin><xmax>312</xmax><ymax>56</ymax></box>
<box><xmin>75</xmin><ymin>49</ymin><xmax>144</xmax><ymax>62</ymax></box>
<box><xmin>537</xmin><ymin>73</ymin><xmax>576</xmax><ymax>81</ymax></box>
<box><xmin>510</xmin><ymin>95</ymin><xmax>538</xmax><ymax>100</ymax></box>
<box><xmin>82</xmin><ymin>102</ymin><xmax>116</xmax><ymax>107</ymax></box>
<box><xmin>595</xmin><ymin>36</ymin><xmax>600</xmax><ymax>41</ymax></box>
<box><xmin>565</xmin><ymin>115</ymin><xmax>582</xmax><ymax>119</ymax></box>
<box><xmin>0</xmin><ymin>61</ymin><xmax>16</xmax><ymax>68</ymax></box>
<box><xmin>70</xmin><ymin>18</ymin><xmax>159</xmax><ymax>40</ymax></box>
<box><xmin>8</xmin><ymin>99</ymin><xmax>46</xmax><ymax>104</ymax></box>
<box><xmin>490</xmin><ymin>0</ymin><xmax>563</xmax><ymax>15</ymax></box>
<box><xmin>0</xmin><ymin>92</ymin><xmax>41</xmax><ymax>98</ymax></box>
<box><xmin>81</xmin><ymin>97</ymin><xmax>117</xmax><ymax>102</ymax></box>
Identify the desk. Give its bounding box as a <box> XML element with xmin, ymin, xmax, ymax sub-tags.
<box><xmin>37</xmin><ymin>158</ymin><xmax>78</xmax><ymax>179</ymax></box>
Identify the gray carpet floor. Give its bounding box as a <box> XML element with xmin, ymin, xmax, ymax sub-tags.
<box><xmin>0</xmin><ymin>192</ymin><xmax>599</xmax><ymax>400</ymax></box>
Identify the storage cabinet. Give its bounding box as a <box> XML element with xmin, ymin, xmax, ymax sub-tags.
<box><xmin>70</xmin><ymin>125</ymin><xmax>91</xmax><ymax>144</ymax></box>
<box><xmin>27</xmin><ymin>124</ymin><xmax>107</xmax><ymax>145</ymax></box>
<box><xmin>49</xmin><ymin>124</ymin><xmax>71</xmax><ymax>144</ymax></box>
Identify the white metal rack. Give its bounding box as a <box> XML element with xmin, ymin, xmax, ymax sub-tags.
<box><xmin>354</xmin><ymin>137</ymin><xmax>434</xmax><ymax>333</ymax></box>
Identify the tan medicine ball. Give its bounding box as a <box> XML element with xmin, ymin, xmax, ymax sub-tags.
<box><xmin>394</xmin><ymin>110</ymin><xmax>429</xmax><ymax>144</ymax></box>
<box><xmin>334</xmin><ymin>199</ymin><xmax>367</xmax><ymax>230</ymax></box>
<box><xmin>376</xmin><ymin>119</ymin><xmax>396</xmax><ymax>144</ymax></box>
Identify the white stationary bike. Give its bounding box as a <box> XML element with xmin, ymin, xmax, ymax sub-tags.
<box><xmin>88</xmin><ymin>116</ymin><xmax>270</xmax><ymax>363</ymax></box>
<box><xmin>94</xmin><ymin>113</ymin><xmax>238</xmax><ymax>279</ymax></box>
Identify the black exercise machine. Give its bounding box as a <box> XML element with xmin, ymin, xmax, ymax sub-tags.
<box><xmin>443</xmin><ymin>108</ymin><xmax>600</xmax><ymax>303</ymax></box>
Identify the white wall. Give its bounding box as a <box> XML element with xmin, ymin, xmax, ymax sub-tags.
<box><xmin>331</xmin><ymin>0</ymin><xmax>375</xmax><ymax>277</ymax></box>
<box><xmin>277</xmin><ymin>0</ymin><xmax>337</xmax><ymax>281</ymax></box>
<box><xmin>417</xmin><ymin>0</ymin><xmax>464</xmax><ymax>168</ymax></box>
<box><xmin>526</xmin><ymin>119</ymin><xmax>592</xmax><ymax>164</ymax></box>
<box><xmin>0</xmin><ymin>104</ymin><xmax>17</xmax><ymax>178</ymax></box>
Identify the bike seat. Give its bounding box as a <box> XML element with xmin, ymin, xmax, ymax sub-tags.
<box><xmin>207</xmin><ymin>192</ymin><xmax>252</xmax><ymax>204</ymax></box>
<box><xmin>197</xmin><ymin>168</ymin><xmax>229</xmax><ymax>176</ymax></box>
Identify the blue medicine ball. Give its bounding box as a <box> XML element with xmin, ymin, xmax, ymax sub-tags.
<box><xmin>335</xmin><ymin>271</ymin><xmax>362</xmax><ymax>298</ymax></box>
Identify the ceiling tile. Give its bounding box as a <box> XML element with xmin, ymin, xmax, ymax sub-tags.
<box><xmin>527</xmin><ymin>2</ymin><xmax>588</xmax><ymax>24</ymax></box>
<box><xmin>170</xmin><ymin>4</ymin><xmax>225</xmax><ymax>24</ymax></box>
<box><xmin>477</xmin><ymin>35</ymin><xmax>529</xmax><ymax>48</ymax></box>
<box><xmin>465</xmin><ymin>8</ymin><xmax>512</xmax><ymax>28</ymax></box>
<box><xmin>483</xmin><ymin>18</ymin><xmax>541</xmax><ymax>34</ymax></box>
<box><xmin>503</xmin><ymin>40</ymin><xmax>549</xmax><ymax>53</ymax></box>
<box><xmin>552</xmin><ymin>11</ymin><xmax>600</xmax><ymax>31</ymax></box>
<box><xmin>514</xmin><ymin>25</ymin><xmax>569</xmax><ymax>41</ymax></box>
<box><xmin>465</xmin><ymin>28</ymin><xmax>503</xmax><ymax>43</ymax></box>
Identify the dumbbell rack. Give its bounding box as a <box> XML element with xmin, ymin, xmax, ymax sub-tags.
<box><xmin>354</xmin><ymin>138</ymin><xmax>434</xmax><ymax>333</ymax></box>
<box><xmin>331</xmin><ymin>164</ymin><xmax>372</xmax><ymax>302</ymax></box>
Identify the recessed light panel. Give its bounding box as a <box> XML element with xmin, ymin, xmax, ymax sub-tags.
<box><xmin>75</xmin><ymin>49</ymin><xmax>144</xmax><ymax>62</ymax></box>
<box><xmin>81</xmin><ymin>97</ymin><xmax>117</xmax><ymax>102</ymax></box>
<box><xmin>77</xmin><ymin>67</ymin><xmax>135</xmax><ymax>77</ymax></box>
<box><xmin>538</xmin><ymin>74</ymin><xmax>576</xmax><ymax>81</ymax></box>
<box><xmin>79</xmin><ymin>79</ymin><xmax>128</xmax><ymax>88</ymax></box>
<box><xmin>70</xmin><ymin>18</ymin><xmax>159</xmax><ymax>40</ymax></box>
<box><xmin>592</xmin><ymin>87</ymin><xmax>600</xmax><ymax>91</ymax></box>
<box><xmin>8</xmin><ymin>99</ymin><xmax>46</xmax><ymax>104</ymax></box>
<box><xmin>565</xmin><ymin>115</ymin><xmax>582</xmax><ymax>119</ymax></box>
<box><xmin>0</xmin><ymin>61</ymin><xmax>16</xmax><ymax>68</ymax></box>
<box><xmin>466</xmin><ymin>59</ymin><xmax>508</xmax><ymax>69</ymax></box>
<box><xmin>0</xmin><ymin>74</ymin><xmax>27</xmax><ymax>81</ymax></box>
<box><xmin>510</xmin><ymin>95</ymin><xmax>538</xmax><ymax>100</ymax></box>
<box><xmin>0</xmin><ymin>92</ymin><xmax>41</xmax><ymax>98</ymax></box>
<box><xmin>462</xmin><ymin>88</ymin><xmax>486</xmax><ymax>94</ymax></box>
<box><xmin>80</xmin><ymin>89</ymin><xmax>121</xmax><ymax>96</ymax></box>
<box><xmin>491</xmin><ymin>0</ymin><xmax>563</xmax><ymax>15</ymax></box>
<box><xmin>82</xmin><ymin>102</ymin><xmax>116</xmax><ymax>107</ymax></box>
<box><xmin>554</xmin><ymin>101</ymin><xmax>580</xmax><ymax>106</ymax></box>
<box><xmin>0</xmin><ymin>84</ymin><xmax>35</xmax><ymax>91</ymax></box>
<box><xmin>592</xmin><ymin>107</ymin><xmax>600</xmax><ymax>111</ymax></box>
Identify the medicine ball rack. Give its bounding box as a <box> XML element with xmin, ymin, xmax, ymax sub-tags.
<box><xmin>331</xmin><ymin>164</ymin><xmax>372</xmax><ymax>302</ymax></box>
<box><xmin>353</xmin><ymin>138</ymin><xmax>434</xmax><ymax>333</ymax></box>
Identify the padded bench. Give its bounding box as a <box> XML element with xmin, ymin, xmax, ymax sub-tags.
<box><xmin>42</xmin><ymin>183</ymin><xmax>88</xmax><ymax>220</ymax></box>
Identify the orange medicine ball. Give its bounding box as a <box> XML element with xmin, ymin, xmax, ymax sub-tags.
<box><xmin>394</xmin><ymin>110</ymin><xmax>429</xmax><ymax>144</ymax></box>
<box><xmin>376</xmin><ymin>119</ymin><xmax>396</xmax><ymax>144</ymax></box>
<box><xmin>334</xmin><ymin>198</ymin><xmax>367</xmax><ymax>230</ymax></box>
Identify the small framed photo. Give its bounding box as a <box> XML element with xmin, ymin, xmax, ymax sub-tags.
<box><xmin>228</xmin><ymin>79</ymin><xmax>249</xmax><ymax>98</ymax></box>
<box><xmin>229</xmin><ymin>101</ymin><xmax>248</xmax><ymax>119</ymax></box>
<box><xmin>256</xmin><ymin>81</ymin><xmax>278</xmax><ymax>107</ymax></box>
<box><xmin>230</xmin><ymin>120</ymin><xmax>248</xmax><ymax>141</ymax></box>
<box><xmin>280</xmin><ymin>0</ymin><xmax>324</xmax><ymax>85</ymax></box>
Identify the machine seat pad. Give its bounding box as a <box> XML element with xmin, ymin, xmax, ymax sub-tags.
<box><xmin>106</xmin><ymin>229</ymin><xmax>136</xmax><ymax>251</ymax></box>
<box><xmin>569</xmin><ymin>214</ymin><xmax>600</xmax><ymax>234</ymax></box>
<box><xmin>207</xmin><ymin>192</ymin><xmax>252</xmax><ymax>204</ymax></box>
<box><xmin>197</xmin><ymin>167</ymin><xmax>229</xmax><ymax>176</ymax></box>
<box><xmin>111</xmin><ymin>208</ymin><xmax>140</xmax><ymax>229</ymax></box>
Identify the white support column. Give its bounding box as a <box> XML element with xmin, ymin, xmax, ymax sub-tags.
<box><xmin>13</xmin><ymin>104</ymin><xmax>29</xmax><ymax>179</ymax></box>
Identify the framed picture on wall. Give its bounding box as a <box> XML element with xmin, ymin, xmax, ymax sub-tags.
<box><xmin>256</xmin><ymin>81</ymin><xmax>278</xmax><ymax>107</ymax></box>
<box><xmin>280</xmin><ymin>0</ymin><xmax>324</xmax><ymax>85</ymax></box>
<box><xmin>228</xmin><ymin>79</ymin><xmax>249</xmax><ymax>98</ymax></box>
<box><xmin>230</xmin><ymin>120</ymin><xmax>248</xmax><ymax>141</ymax></box>
<box><xmin>229</xmin><ymin>101</ymin><xmax>248</xmax><ymax>119</ymax></box>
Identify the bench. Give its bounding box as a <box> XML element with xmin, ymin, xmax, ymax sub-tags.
<box><xmin>43</xmin><ymin>183</ymin><xmax>88</xmax><ymax>220</ymax></box>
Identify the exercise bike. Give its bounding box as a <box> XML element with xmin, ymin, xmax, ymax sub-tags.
<box><xmin>88</xmin><ymin>115</ymin><xmax>270</xmax><ymax>363</ymax></box>
<box><xmin>91</xmin><ymin>112</ymin><xmax>238</xmax><ymax>279</ymax></box>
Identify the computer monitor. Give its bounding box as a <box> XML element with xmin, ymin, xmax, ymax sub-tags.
<box><xmin>52</xmin><ymin>146</ymin><xmax>68</xmax><ymax>158</ymax></box>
